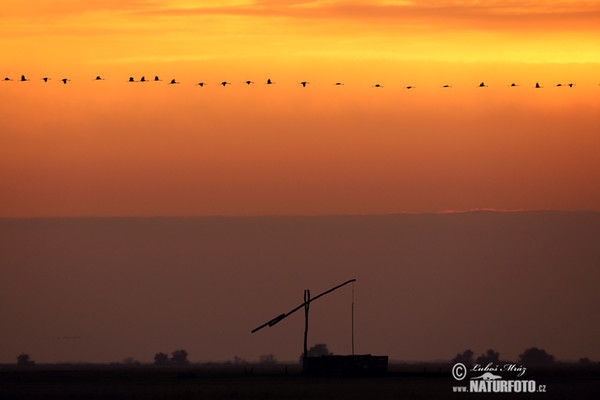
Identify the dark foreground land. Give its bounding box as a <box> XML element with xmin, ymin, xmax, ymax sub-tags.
<box><xmin>1</xmin><ymin>364</ymin><xmax>598</xmax><ymax>400</ymax></box>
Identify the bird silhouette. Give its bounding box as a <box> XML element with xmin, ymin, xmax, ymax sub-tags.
<box><xmin>42</xmin><ymin>77</ymin><xmax>51</xmax><ymax>82</ymax></box>
<box><xmin>128</xmin><ymin>77</ymin><xmax>136</xmax><ymax>82</ymax></box>
<box><xmin>373</xmin><ymin>84</ymin><xmax>383</xmax><ymax>87</ymax></box>
<box><xmin>20</xmin><ymin>75</ymin><xmax>30</xmax><ymax>82</ymax></box>
<box><xmin>479</xmin><ymin>82</ymin><xmax>488</xmax><ymax>87</ymax></box>
<box><xmin>568</xmin><ymin>83</ymin><xmax>575</xmax><ymax>87</ymax></box>
<box><xmin>555</xmin><ymin>83</ymin><xmax>563</xmax><ymax>87</ymax></box>
<box><xmin>405</xmin><ymin>85</ymin><xmax>415</xmax><ymax>89</ymax></box>
<box><xmin>154</xmin><ymin>76</ymin><xmax>161</xmax><ymax>82</ymax></box>
<box><xmin>61</xmin><ymin>79</ymin><xmax>70</xmax><ymax>84</ymax></box>
<box><xmin>510</xmin><ymin>83</ymin><xmax>519</xmax><ymax>87</ymax></box>
<box><xmin>3</xmin><ymin>77</ymin><xmax>12</xmax><ymax>81</ymax></box>
<box><xmin>197</xmin><ymin>82</ymin><xmax>206</xmax><ymax>87</ymax></box>
<box><xmin>220</xmin><ymin>81</ymin><xmax>230</xmax><ymax>86</ymax></box>
<box><xmin>95</xmin><ymin>76</ymin><xmax>104</xmax><ymax>81</ymax></box>
<box><xmin>535</xmin><ymin>82</ymin><xmax>542</xmax><ymax>88</ymax></box>
<box><xmin>244</xmin><ymin>80</ymin><xmax>254</xmax><ymax>85</ymax></box>
<box><xmin>441</xmin><ymin>84</ymin><xmax>452</xmax><ymax>88</ymax></box>
<box><xmin>140</xmin><ymin>76</ymin><xmax>147</xmax><ymax>82</ymax></box>
<box><xmin>169</xmin><ymin>79</ymin><xmax>180</xmax><ymax>84</ymax></box>
<box><xmin>265</xmin><ymin>78</ymin><xmax>275</xmax><ymax>85</ymax></box>
<box><xmin>300</xmin><ymin>81</ymin><xmax>309</xmax><ymax>87</ymax></box>
<box><xmin>333</xmin><ymin>82</ymin><xmax>344</xmax><ymax>86</ymax></box>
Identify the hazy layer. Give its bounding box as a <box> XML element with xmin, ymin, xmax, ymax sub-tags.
<box><xmin>1</xmin><ymin>211</ymin><xmax>598</xmax><ymax>363</ymax></box>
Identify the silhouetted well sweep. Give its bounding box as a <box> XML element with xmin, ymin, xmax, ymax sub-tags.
<box><xmin>252</xmin><ymin>279</ymin><xmax>356</xmax><ymax>372</ymax></box>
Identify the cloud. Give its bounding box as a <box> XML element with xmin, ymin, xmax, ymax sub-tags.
<box><xmin>132</xmin><ymin>0</ymin><xmax>600</xmax><ymax>31</ymax></box>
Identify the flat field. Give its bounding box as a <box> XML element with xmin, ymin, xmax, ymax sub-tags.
<box><xmin>0</xmin><ymin>364</ymin><xmax>598</xmax><ymax>400</ymax></box>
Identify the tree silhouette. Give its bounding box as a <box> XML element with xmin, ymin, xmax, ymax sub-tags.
<box><xmin>122</xmin><ymin>357</ymin><xmax>140</xmax><ymax>365</ymax></box>
<box><xmin>299</xmin><ymin>343</ymin><xmax>332</xmax><ymax>363</ymax></box>
<box><xmin>452</xmin><ymin>349</ymin><xmax>474</xmax><ymax>365</ymax></box>
<box><xmin>16</xmin><ymin>353</ymin><xmax>35</xmax><ymax>366</ymax></box>
<box><xmin>154</xmin><ymin>352</ymin><xmax>169</xmax><ymax>366</ymax></box>
<box><xmin>518</xmin><ymin>347</ymin><xmax>555</xmax><ymax>365</ymax></box>
<box><xmin>259</xmin><ymin>354</ymin><xmax>277</xmax><ymax>365</ymax></box>
<box><xmin>308</xmin><ymin>343</ymin><xmax>332</xmax><ymax>357</ymax></box>
<box><xmin>233</xmin><ymin>356</ymin><xmax>248</xmax><ymax>365</ymax></box>
<box><xmin>476</xmin><ymin>349</ymin><xmax>500</xmax><ymax>365</ymax></box>
<box><xmin>171</xmin><ymin>349</ymin><xmax>189</xmax><ymax>365</ymax></box>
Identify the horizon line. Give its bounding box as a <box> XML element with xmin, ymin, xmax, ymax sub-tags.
<box><xmin>1</xmin><ymin>208</ymin><xmax>598</xmax><ymax>220</ymax></box>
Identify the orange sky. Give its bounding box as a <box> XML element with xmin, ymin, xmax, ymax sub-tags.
<box><xmin>1</xmin><ymin>0</ymin><xmax>600</xmax><ymax>216</ymax></box>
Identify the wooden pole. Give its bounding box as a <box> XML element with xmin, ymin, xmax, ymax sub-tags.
<box><xmin>303</xmin><ymin>289</ymin><xmax>310</xmax><ymax>372</ymax></box>
<box><xmin>351</xmin><ymin>282</ymin><xmax>355</xmax><ymax>356</ymax></box>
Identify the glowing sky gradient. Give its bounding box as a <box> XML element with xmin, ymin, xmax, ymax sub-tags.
<box><xmin>1</xmin><ymin>1</ymin><xmax>600</xmax><ymax>366</ymax></box>
<box><xmin>2</xmin><ymin>0</ymin><xmax>600</xmax><ymax>216</ymax></box>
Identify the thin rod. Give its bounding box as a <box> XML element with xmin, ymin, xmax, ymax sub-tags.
<box><xmin>303</xmin><ymin>289</ymin><xmax>310</xmax><ymax>371</ymax></box>
<box><xmin>251</xmin><ymin>279</ymin><xmax>357</xmax><ymax>333</ymax></box>
<box><xmin>351</xmin><ymin>281</ymin><xmax>355</xmax><ymax>356</ymax></box>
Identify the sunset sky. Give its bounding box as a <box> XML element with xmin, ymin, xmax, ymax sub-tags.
<box><xmin>1</xmin><ymin>1</ymin><xmax>600</xmax><ymax>366</ymax></box>
<box><xmin>1</xmin><ymin>0</ymin><xmax>600</xmax><ymax>217</ymax></box>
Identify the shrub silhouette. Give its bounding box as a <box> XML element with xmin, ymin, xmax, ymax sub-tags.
<box><xmin>16</xmin><ymin>353</ymin><xmax>35</xmax><ymax>366</ymax></box>
<box><xmin>519</xmin><ymin>347</ymin><xmax>555</xmax><ymax>365</ymax></box>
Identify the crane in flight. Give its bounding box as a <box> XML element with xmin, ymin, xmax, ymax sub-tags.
<box><xmin>405</xmin><ymin>85</ymin><xmax>415</xmax><ymax>89</ymax></box>
<box><xmin>154</xmin><ymin>76</ymin><xmax>162</xmax><ymax>82</ymax></box>
<box><xmin>95</xmin><ymin>76</ymin><xmax>105</xmax><ymax>81</ymax></box>
<box><xmin>197</xmin><ymin>82</ymin><xmax>206</xmax><ymax>87</ymax></box>
<box><xmin>300</xmin><ymin>81</ymin><xmax>309</xmax><ymax>87</ymax></box>
<box><xmin>333</xmin><ymin>82</ymin><xmax>344</xmax><ymax>86</ymax></box>
<box><xmin>61</xmin><ymin>78</ymin><xmax>70</xmax><ymax>84</ymax></box>
<box><xmin>479</xmin><ymin>82</ymin><xmax>488</xmax><ymax>87</ymax></box>
<box><xmin>42</xmin><ymin>77</ymin><xmax>51</xmax><ymax>82</ymax></box>
<box><xmin>20</xmin><ymin>75</ymin><xmax>30</xmax><ymax>82</ymax></box>
<box><xmin>373</xmin><ymin>84</ymin><xmax>383</xmax><ymax>88</ymax></box>
<box><xmin>220</xmin><ymin>81</ymin><xmax>231</xmax><ymax>86</ymax></box>
<box><xmin>535</xmin><ymin>82</ymin><xmax>543</xmax><ymax>88</ymax></box>
<box><xmin>244</xmin><ymin>80</ymin><xmax>254</xmax><ymax>85</ymax></box>
<box><xmin>140</xmin><ymin>76</ymin><xmax>148</xmax><ymax>82</ymax></box>
<box><xmin>169</xmin><ymin>79</ymin><xmax>180</xmax><ymax>85</ymax></box>
<box><xmin>128</xmin><ymin>77</ymin><xmax>136</xmax><ymax>82</ymax></box>
<box><xmin>265</xmin><ymin>78</ymin><xmax>275</xmax><ymax>85</ymax></box>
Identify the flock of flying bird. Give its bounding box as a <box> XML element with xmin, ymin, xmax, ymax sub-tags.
<box><xmin>2</xmin><ymin>75</ymin><xmax>584</xmax><ymax>89</ymax></box>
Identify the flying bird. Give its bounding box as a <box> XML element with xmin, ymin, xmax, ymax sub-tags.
<box><xmin>405</xmin><ymin>85</ymin><xmax>415</xmax><ymax>89</ymax></box>
<box><xmin>300</xmin><ymin>81</ymin><xmax>309</xmax><ymax>87</ymax></box>
<box><xmin>479</xmin><ymin>82</ymin><xmax>488</xmax><ymax>87</ymax></box>
<box><xmin>95</xmin><ymin>76</ymin><xmax>105</xmax><ymax>81</ymax></box>
<box><xmin>510</xmin><ymin>83</ymin><xmax>519</xmax><ymax>87</ymax></box>
<box><xmin>244</xmin><ymin>80</ymin><xmax>254</xmax><ymax>85</ymax></box>
<box><xmin>61</xmin><ymin>78</ymin><xmax>70</xmax><ymax>84</ymax></box>
<box><xmin>441</xmin><ymin>84</ymin><xmax>452</xmax><ymax>88</ymax></box>
<box><xmin>20</xmin><ymin>75</ymin><xmax>30</xmax><ymax>82</ymax></box>
<box><xmin>555</xmin><ymin>83</ymin><xmax>563</xmax><ymax>87</ymax></box>
<box><xmin>568</xmin><ymin>83</ymin><xmax>575</xmax><ymax>87</ymax></box>
<box><xmin>169</xmin><ymin>79</ymin><xmax>180</xmax><ymax>84</ymax></box>
<box><xmin>197</xmin><ymin>82</ymin><xmax>206</xmax><ymax>87</ymax></box>
<box><xmin>535</xmin><ymin>82</ymin><xmax>542</xmax><ymax>88</ymax></box>
<box><xmin>220</xmin><ymin>81</ymin><xmax>230</xmax><ymax>86</ymax></box>
<box><xmin>128</xmin><ymin>77</ymin><xmax>136</xmax><ymax>82</ymax></box>
<box><xmin>42</xmin><ymin>77</ymin><xmax>51</xmax><ymax>82</ymax></box>
<box><xmin>333</xmin><ymin>82</ymin><xmax>344</xmax><ymax>86</ymax></box>
<box><xmin>3</xmin><ymin>77</ymin><xmax>13</xmax><ymax>81</ymax></box>
<box><xmin>373</xmin><ymin>84</ymin><xmax>383</xmax><ymax>87</ymax></box>
<box><xmin>265</xmin><ymin>78</ymin><xmax>275</xmax><ymax>85</ymax></box>
<box><xmin>154</xmin><ymin>76</ymin><xmax>161</xmax><ymax>81</ymax></box>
